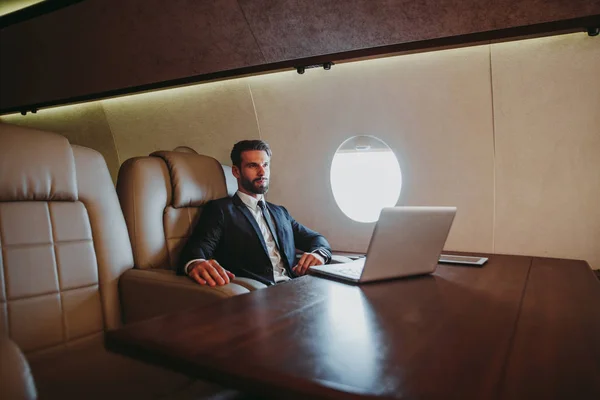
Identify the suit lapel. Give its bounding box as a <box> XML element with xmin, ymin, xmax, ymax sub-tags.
<box><xmin>266</xmin><ymin>204</ymin><xmax>286</xmax><ymax>252</ymax></box>
<box><xmin>233</xmin><ymin>194</ymin><xmax>270</xmax><ymax>257</ymax></box>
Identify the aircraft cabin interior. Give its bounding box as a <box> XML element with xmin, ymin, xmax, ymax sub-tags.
<box><xmin>0</xmin><ymin>1</ymin><xmax>599</xmax><ymax>399</ymax></box>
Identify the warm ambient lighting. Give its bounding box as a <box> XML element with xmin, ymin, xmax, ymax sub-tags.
<box><xmin>0</xmin><ymin>0</ymin><xmax>45</xmax><ymax>17</ymax></box>
<box><xmin>330</xmin><ymin>136</ymin><xmax>402</xmax><ymax>223</ymax></box>
<box><xmin>2</xmin><ymin>33</ymin><xmax>591</xmax><ymax>119</ymax></box>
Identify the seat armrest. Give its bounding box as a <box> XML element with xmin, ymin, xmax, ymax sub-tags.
<box><xmin>0</xmin><ymin>336</ymin><xmax>37</xmax><ymax>400</ymax></box>
<box><xmin>119</xmin><ymin>269</ymin><xmax>251</xmax><ymax>324</ymax></box>
<box><xmin>231</xmin><ymin>277</ymin><xmax>268</xmax><ymax>291</ymax></box>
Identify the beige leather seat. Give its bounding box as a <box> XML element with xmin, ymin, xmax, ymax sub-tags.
<box><xmin>172</xmin><ymin>145</ymin><xmax>198</xmax><ymax>154</ymax></box>
<box><xmin>0</xmin><ymin>336</ymin><xmax>37</xmax><ymax>399</ymax></box>
<box><xmin>116</xmin><ymin>150</ymin><xmax>266</xmax><ymax>323</ymax></box>
<box><xmin>0</xmin><ymin>123</ymin><xmax>230</xmax><ymax>399</ymax></box>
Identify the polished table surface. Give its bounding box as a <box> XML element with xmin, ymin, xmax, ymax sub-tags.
<box><xmin>105</xmin><ymin>255</ymin><xmax>600</xmax><ymax>399</ymax></box>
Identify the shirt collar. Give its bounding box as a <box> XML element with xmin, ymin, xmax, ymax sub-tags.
<box><xmin>236</xmin><ymin>190</ymin><xmax>264</xmax><ymax>211</ymax></box>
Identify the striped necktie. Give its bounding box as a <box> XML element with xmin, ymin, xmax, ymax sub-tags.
<box><xmin>258</xmin><ymin>200</ymin><xmax>280</xmax><ymax>249</ymax></box>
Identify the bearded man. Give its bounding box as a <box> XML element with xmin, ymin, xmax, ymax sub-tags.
<box><xmin>179</xmin><ymin>140</ymin><xmax>332</xmax><ymax>286</ymax></box>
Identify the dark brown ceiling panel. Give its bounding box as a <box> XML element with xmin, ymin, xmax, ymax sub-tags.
<box><xmin>238</xmin><ymin>0</ymin><xmax>600</xmax><ymax>62</ymax></box>
<box><xmin>0</xmin><ymin>0</ymin><xmax>598</xmax><ymax>114</ymax></box>
<box><xmin>0</xmin><ymin>0</ymin><xmax>265</xmax><ymax>112</ymax></box>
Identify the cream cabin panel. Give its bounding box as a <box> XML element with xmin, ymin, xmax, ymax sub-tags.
<box><xmin>249</xmin><ymin>45</ymin><xmax>495</xmax><ymax>253</ymax></box>
<box><xmin>101</xmin><ymin>79</ymin><xmax>260</xmax><ymax>165</ymax></box>
<box><xmin>0</xmin><ymin>103</ymin><xmax>119</xmax><ymax>181</ymax></box>
<box><xmin>493</xmin><ymin>33</ymin><xmax>600</xmax><ymax>269</ymax></box>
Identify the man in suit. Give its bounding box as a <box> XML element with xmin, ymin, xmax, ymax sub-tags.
<box><xmin>179</xmin><ymin>140</ymin><xmax>332</xmax><ymax>286</ymax></box>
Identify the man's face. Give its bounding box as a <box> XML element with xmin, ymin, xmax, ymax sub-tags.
<box><xmin>233</xmin><ymin>150</ymin><xmax>270</xmax><ymax>196</ymax></box>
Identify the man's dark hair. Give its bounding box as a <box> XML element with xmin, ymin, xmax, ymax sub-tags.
<box><xmin>230</xmin><ymin>140</ymin><xmax>272</xmax><ymax>168</ymax></box>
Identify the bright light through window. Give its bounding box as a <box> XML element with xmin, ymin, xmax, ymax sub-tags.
<box><xmin>330</xmin><ymin>136</ymin><xmax>402</xmax><ymax>223</ymax></box>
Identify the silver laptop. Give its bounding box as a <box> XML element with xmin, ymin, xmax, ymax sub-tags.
<box><xmin>310</xmin><ymin>206</ymin><xmax>457</xmax><ymax>283</ymax></box>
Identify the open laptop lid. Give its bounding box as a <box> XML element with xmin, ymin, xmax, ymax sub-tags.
<box><xmin>359</xmin><ymin>206</ymin><xmax>457</xmax><ymax>282</ymax></box>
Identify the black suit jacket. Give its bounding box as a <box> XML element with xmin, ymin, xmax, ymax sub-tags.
<box><xmin>178</xmin><ymin>194</ymin><xmax>332</xmax><ymax>285</ymax></box>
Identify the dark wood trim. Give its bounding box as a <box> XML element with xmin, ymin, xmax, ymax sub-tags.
<box><xmin>2</xmin><ymin>13</ymin><xmax>598</xmax><ymax>116</ymax></box>
<box><xmin>0</xmin><ymin>0</ymin><xmax>85</xmax><ymax>29</ymax></box>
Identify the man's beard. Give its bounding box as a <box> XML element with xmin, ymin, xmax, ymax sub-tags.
<box><xmin>241</xmin><ymin>176</ymin><xmax>269</xmax><ymax>195</ymax></box>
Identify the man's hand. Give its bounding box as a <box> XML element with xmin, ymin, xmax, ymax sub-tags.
<box><xmin>188</xmin><ymin>260</ymin><xmax>235</xmax><ymax>286</ymax></box>
<box><xmin>292</xmin><ymin>252</ymin><xmax>325</xmax><ymax>276</ymax></box>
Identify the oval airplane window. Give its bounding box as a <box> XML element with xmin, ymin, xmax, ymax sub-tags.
<box><xmin>330</xmin><ymin>136</ymin><xmax>402</xmax><ymax>223</ymax></box>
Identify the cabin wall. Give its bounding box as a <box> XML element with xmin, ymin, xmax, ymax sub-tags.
<box><xmin>251</xmin><ymin>44</ymin><xmax>496</xmax><ymax>256</ymax></box>
<box><xmin>492</xmin><ymin>34</ymin><xmax>600</xmax><ymax>268</ymax></box>
<box><xmin>2</xmin><ymin>33</ymin><xmax>598</xmax><ymax>268</ymax></box>
<box><xmin>0</xmin><ymin>102</ymin><xmax>120</xmax><ymax>181</ymax></box>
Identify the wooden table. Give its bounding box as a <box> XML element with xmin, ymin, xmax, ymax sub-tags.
<box><xmin>105</xmin><ymin>255</ymin><xmax>600</xmax><ymax>399</ymax></box>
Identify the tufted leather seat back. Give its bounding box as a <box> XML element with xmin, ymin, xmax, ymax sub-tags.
<box><xmin>116</xmin><ymin>151</ymin><xmax>237</xmax><ymax>271</ymax></box>
<box><xmin>0</xmin><ymin>123</ymin><xmax>133</xmax><ymax>357</ymax></box>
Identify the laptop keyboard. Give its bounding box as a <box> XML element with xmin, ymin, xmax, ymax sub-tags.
<box><xmin>330</xmin><ymin>258</ymin><xmax>365</xmax><ymax>278</ymax></box>
<box><xmin>335</xmin><ymin>267</ymin><xmax>362</xmax><ymax>278</ymax></box>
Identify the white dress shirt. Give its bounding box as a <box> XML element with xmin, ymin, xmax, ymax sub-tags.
<box><xmin>235</xmin><ymin>191</ymin><xmax>290</xmax><ymax>283</ymax></box>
